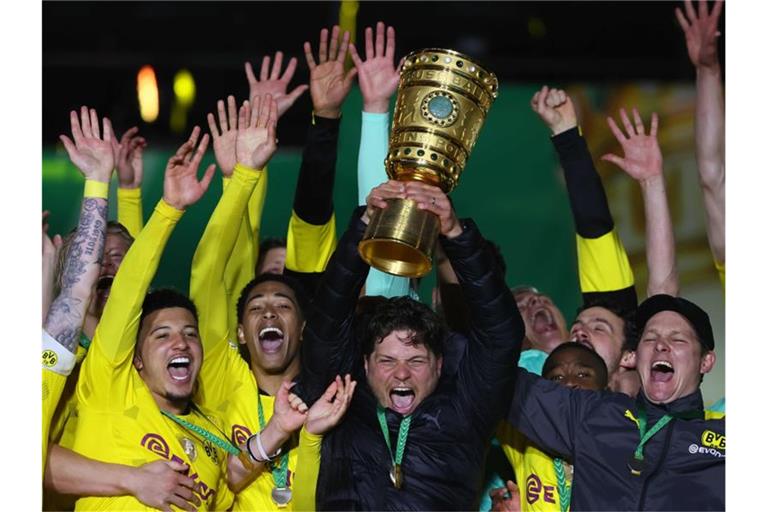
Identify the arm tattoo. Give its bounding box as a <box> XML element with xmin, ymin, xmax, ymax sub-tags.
<box><xmin>45</xmin><ymin>197</ymin><xmax>108</xmax><ymax>353</ymax></box>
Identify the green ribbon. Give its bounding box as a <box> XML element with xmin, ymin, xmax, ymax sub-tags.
<box><xmin>79</xmin><ymin>332</ymin><xmax>91</xmax><ymax>350</ymax></box>
<box><xmin>376</xmin><ymin>405</ymin><xmax>412</xmax><ymax>475</ymax></box>
<box><xmin>633</xmin><ymin>402</ymin><xmax>674</xmax><ymax>463</ymax></box>
<box><xmin>257</xmin><ymin>392</ymin><xmax>289</xmax><ymax>488</ymax></box>
<box><xmin>553</xmin><ymin>458</ymin><xmax>571</xmax><ymax>512</ymax></box>
<box><xmin>161</xmin><ymin>404</ymin><xmax>240</xmax><ymax>456</ymax></box>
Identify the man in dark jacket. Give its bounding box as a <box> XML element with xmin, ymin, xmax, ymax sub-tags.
<box><xmin>509</xmin><ymin>294</ymin><xmax>724</xmax><ymax>511</ymax></box>
<box><xmin>298</xmin><ymin>180</ymin><xmax>525</xmax><ymax>510</ymax></box>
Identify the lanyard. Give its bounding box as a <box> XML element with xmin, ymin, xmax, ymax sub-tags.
<box><xmin>627</xmin><ymin>402</ymin><xmax>673</xmax><ymax>476</ymax></box>
<box><xmin>161</xmin><ymin>403</ymin><xmax>240</xmax><ymax>456</ymax></box>
<box><xmin>376</xmin><ymin>405</ymin><xmax>412</xmax><ymax>489</ymax></box>
<box><xmin>553</xmin><ymin>458</ymin><xmax>571</xmax><ymax>512</ymax></box>
<box><xmin>256</xmin><ymin>392</ymin><xmax>289</xmax><ymax>488</ymax></box>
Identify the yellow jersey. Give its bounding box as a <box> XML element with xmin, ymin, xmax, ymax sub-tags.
<box><xmin>42</xmin><ymin>330</ymin><xmax>77</xmax><ymax>472</ymax></box>
<box><xmin>71</xmin><ymin>200</ymin><xmax>231</xmax><ymax>511</ymax></box>
<box><xmin>192</xmin><ymin>164</ymin><xmax>317</xmax><ymax>510</ymax></box>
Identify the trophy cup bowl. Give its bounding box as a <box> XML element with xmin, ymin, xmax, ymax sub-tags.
<box><xmin>358</xmin><ymin>48</ymin><xmax>498</xmax><ymax>277</ymax></box>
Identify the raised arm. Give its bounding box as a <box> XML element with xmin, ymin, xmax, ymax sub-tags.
<box><xmin>297</xmin><ymin>182</ymin><xmax>412</xmax><ymax>403</ymax></box>
<box><xmin>88</xmin><ymin>127</ymin><xmax>215</xmax><ymax>366</ymax></box>
<box><xmin>45</xmin><ymin>106</ymin><xmax>113</xmax><ymax>353</ymax></box>
<box><xmin>531</xmin><ymin>86</ymin><xmax>636</xmax><ymax>309</ymax></box>
<box><xmin>676</xmin><ymin>0</ymin><xmax>725</xmax><ymax>270</ymax></box>
<box><xmin>602</xmin><ymin>109</ymin><xmax>677</xmax><ymax>297</ymax></box>
<box><xmin>350</xmin><ymin>22</ymin><xmax>414</xmax><ymax>299</ymax></box>
<box><xmin>403</xmin><ymin>181</ymin><xmax>525</xmax><ymax>427</ymax></box>
<box><xmin>111</xmin><ymin>126</ymin><xmax>147</xmax><ymax>238</ymax></box>
<box><xmin>192</xmin><ymin>96</ymin><xmax>276</xmax><ymax>398</ymax></box>
<box><xmin>284</xmin><ymin>26</ymin><xmax>358</xmax><ymax>279</ymax></box>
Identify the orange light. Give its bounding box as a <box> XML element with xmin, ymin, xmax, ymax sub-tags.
<box><xmin>137</xmin><ymin>65</ymin><xmax>159</xmax><ymax>123</ymax></box>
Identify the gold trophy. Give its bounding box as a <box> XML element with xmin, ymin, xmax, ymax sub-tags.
<box><xmin>358</xmin><ymin>48</ymin><xmax>498</xmax><ymax>277</ymax></box>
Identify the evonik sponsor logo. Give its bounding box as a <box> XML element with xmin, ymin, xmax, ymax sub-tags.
<box><xmin>687</xmin><ymin>442</ymin><xmax>725</xmax><ymax>459</ymax></box>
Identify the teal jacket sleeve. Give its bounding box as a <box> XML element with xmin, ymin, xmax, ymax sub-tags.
<box><xmin>357</xmin><ymin>111</ymin><xmax>418</xmax><ymax>300</ymax></box>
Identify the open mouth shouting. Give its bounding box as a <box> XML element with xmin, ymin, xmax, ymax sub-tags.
<box><xmin>531</xmin><ymin>307</ymin><xmax>558</xmax><ymax>334</ymax></box>
<box><xmin>389</xmin><ymin>386</ymin><xmax>416</xmax><ymax>414</ymax></box>
<box><xmin>650</xmin><ymin>360</ymin><xmax>674</xmax><ymax>383</ymax></box>
<box><xmin>167</xmin><ymin>355</ymin><xmax>193</xmax><ymax>383</ymax></box>
<box><xmin>259</xmin><ymin>326</ymin><xmax>285</xmax><ymax>355</ymax></box>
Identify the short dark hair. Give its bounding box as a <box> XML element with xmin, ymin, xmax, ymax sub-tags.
<box><xmin>576</xmin><ymin>300</ymin><xmax>636</xmax><ymax>352</ymax></box>
<box><xmin>256</xmin><ymin>237</ymin><xmax>287</xmax><ymax>272</ymax></box>
<box><xmin>236</xmin><ymin>273</ymin><xmax>308</xmax><ymax>325</ymax></box>
<box><xmin>542</xmin><ymin>341</ymin><xmax>609</xmax><ymax>389</ymax></box>
<box><xmin>139</xmin><ymin>288</ymin><xmax>199</xmax><ymax>338</ymax></box>
<box><xmin>361</xmin><ymin>296</ymin><xmax>446</xmax><ymax>358</ymax></box>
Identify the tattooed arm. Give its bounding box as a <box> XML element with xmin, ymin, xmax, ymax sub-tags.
<box><xmin>44</xmin><ymin>106</ymin><xmax>114</xmax><ymax>353</ymax></box>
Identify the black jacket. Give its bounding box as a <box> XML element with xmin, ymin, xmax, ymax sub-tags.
<box><xmin>298</xmin><ymin>208</ymin><xmax>524</xmax><ymax>510</ymax></box>
<box><xmin>509</xmin><ymin>369</ymin><xmax>725</xmax><ymax>511</ymax></box>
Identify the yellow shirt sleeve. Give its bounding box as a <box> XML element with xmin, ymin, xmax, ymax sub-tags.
<box><xmin>222</xmin><ymin>167</ymin><xmax>268</xmax><ymax>343</ymax></box>
<box><xmin>285</xmin><ymin>211</ymin><xmax>337</xmax><ymax>273</ymax></box>
<box><xmin>116</xmin><ymin>187</ymin><xmax>144</xmax><ymax>238</ymax></box>
<box><xmin>292</xmin><ymin>428</ymin><xmax>323</xmax><ymax>511</ymax></box>
<box><xmin>191</xmin><ymin>164</ymin><xmax>262</xmax><ymax>407</ymax></box>
<box><xmin>79</xmin><ymin>200</ymin><xmax>183</xmax><ymax>409</ymax></box>
<box><xmin>576</xmin><ymin>229</ymin><xmax>634</xmax><ymax>293</ymax></box>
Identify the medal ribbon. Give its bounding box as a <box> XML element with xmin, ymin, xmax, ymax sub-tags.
<box><xmin>553</xmin><ymin>458</ymin><xmax>571</xmax><ymax>512</ymax></box>
<box><xmin>376</xmin><ymin>405</ymin><xmax>412</xmax><ymax>479</ymax></box>
<box><xmin>633</xmin><ymin>403</ymin><xmax>674</xmax><ymax>463</ymax></box>
<box><xmin>257</xmin><ymin>392</ymin><xmax>289</xmax><ymax>488</ymax></box>
<box><xmin>161</xmin><ymin>405</ymin><xmax>240</xmax><ymax>456</ymax></box>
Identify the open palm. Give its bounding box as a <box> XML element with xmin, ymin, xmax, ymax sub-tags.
<box><xmin>245</xmin><ymin>51</ymin><xmax>308</xmax><ymax>119</ymax></box>
<box><xmin>304</xmin><ymin>26</ymin><xmax>357</xmax><ymax>117</ymax></box>
<box><xmin>675</xmin><ymin>0</ymin><xmax>723</xmax><ymax>69</ymax></box>
<box><xmin>236</xmin><ymin>94</ymin><xmax>278</xmax><ymax>170</ymax></box>
<box><xmin>306</xmin><ymin>375</ymin><xmax>356</xmax><ymax>435</ymax></box>
<box><xmin>208</xmin><ymin>95</ymin><xmax>239</xmax><ymax>176</ymax></box>
<box><xmin>602</xmin><ymin>109</ymin><xmax>663</xmax><ymax>182</ymax></box>
<box><xmin>59</xmin><ymin>106</ymin><xmax>114</xmax><ymax>182</ymax></box>
<box><xmin>163</xmin><ymin>127</ymin><xmax>216</xmax><ymax>210</ymax></box>
<box><xmin>349</xmin><ymin>23</ymin><xmax>401</xmax><ymax>113</ymax></box>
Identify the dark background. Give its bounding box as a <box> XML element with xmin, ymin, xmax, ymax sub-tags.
<box><xmin>43</xmin><ymin>1</ymin><xmax>725</xmax><ymax>146</ymax></box>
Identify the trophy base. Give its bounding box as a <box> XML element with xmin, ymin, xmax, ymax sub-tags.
<box><xmin>359</xmin><ymin>198</ymin><xmax>440</xmax><ymax>278</ymax></box>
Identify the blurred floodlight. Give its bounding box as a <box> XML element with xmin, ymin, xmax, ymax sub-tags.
<box><xmin>174</xmin><ymin>69</ymin><xmax>196</xmax><ymax>107</ymax></box>
<box><xmin>137</xmin><ymin>65</ymin><xmax>159</xmax><ymax>123</ymax></box>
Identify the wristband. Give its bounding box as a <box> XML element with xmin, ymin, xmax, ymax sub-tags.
<box><xmin>246</xmin><ymin>434</ymin><xmax>265</xmax><ymax>463</ymax></box>
<box><xmin>84</xmin><ymin>180</ymin><xmax>109</xmax><ymax>199</ymax></box>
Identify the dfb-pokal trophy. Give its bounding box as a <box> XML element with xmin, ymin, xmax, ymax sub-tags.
<box><xmin>358</xmin><ymin>48</ymin><xmax>498</xmax><ymax>277</ymax></box>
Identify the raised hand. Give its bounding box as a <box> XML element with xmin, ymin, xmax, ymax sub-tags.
<box><xmin>236</xmin><ymin>94</ymin><xmax>278</xmax><ymax>170</ymax></box>
<box><xmin>207</xmin><ymin>95</ymin><xmax>239</xmax><ymax>176</ymax></box>
<box><xmin>42</xmin><ymin>210</ymin><xmax>64</xmax><ymax>322</ymax></box>
<box><xmin>675</xmin><ymin>0</ymin><xmax>723</xmax><ymax>69</ymax></box>
<box><xmin>404</xmin><ymin>181</ymin><xmax>463</xmax><ymax>238</ymax></box>
<box><xmin>304</xmin><ymin>375</ymin><xmax>357</xmax><ymax>435</ymax></box>
<box><xmin>245</xmin><ymin>51</ymin><xmax>308</xmax><ymax>119</ymax></box>
<box><xmin>304</xmin><ymin>25</ymin><xmax>358</xmax><ymax>119</ymax></box>
<box><xmin>601</xmin><ymin>108</ymin><xmax>663</xmax><ymax>183</ymax></box>
<box><xmin>111</xmin><ymin>126</ymin><xmax>147</xmax><ymax>189</ymax></box>
<box><xmin>162</xmin><ymin>127</ymin><xmax>216</xmax><ymax>210</ymax></box>
<box><xmin>349</xmin><ymin>22</ymin><xmax>402</xmax><ymax>113</ymax></box>
<box><xmin>530</xmin><ymin>85</ymin><xmax>577</xmax><ymax>136</ymax></box>
<box><xmin>272</xmin><ymin>380</ymin><xmax>309</xmax><ymax>435</ymax></box>
<box><xmin>59</xmin><ymin>106</ymin><xmax>115</xmax><ymax>182</ymax></box>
